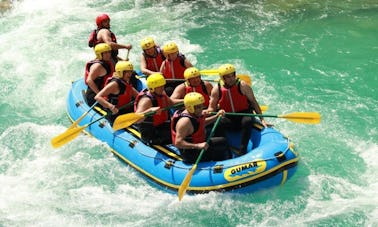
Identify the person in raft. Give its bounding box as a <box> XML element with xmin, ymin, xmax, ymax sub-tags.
<box><xmin>140</xmin><ymin>36</ymin><xmax>165</xmax><ymax>76</ymax></box>
<box><xmin>171</xmin><ymin>92</ymin><xmax>231</xmax><ymax>163</ymax></box>
<box><xmin>170</xmin><ymin>67</ymin><xmax>213</xmax><ymax>109</ymax></box>
<box><xmin>133</xmin><ymin>73</ymin><xmax>175</xmax><ymax>145</ymax></box>
<box><xmin>159</xmin><ymin>41</ymin><xmax>193</xmax><ymax>96</ymax></box>
<box><xmin>84</xmin><ymin>43</ymin><xmax>114</xmax><ymax>107</ymax></box>
<box><xmin>207</xmin><ymin>64</ymin><xmax>268</xmax><ymax>155</ymax></box>
<box><xmin>95</xmin><ymin>61</ymin><xmax>139</xmax><ymax>123</ymax></box>
<box><xmin>88</xmin><ymin>13</ymin><xmax>132</xmax><ymax>65</ymax></box>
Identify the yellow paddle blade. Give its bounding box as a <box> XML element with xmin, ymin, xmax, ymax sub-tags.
<box><xmin>199</xmin><ymin>69</ymin><xmax>219</xmax><ymax>75</ymax></box>
<box><xmin>237</xmin><ymin>74</ymin><xmax>252</xmax><ymax>86</ymax></box>
<box><xmin>260</xmin><ymin>105</ymin><xmax>268</xmax><ymax>113</ymax></box>
<box><xmin>112</xmin><ymin>113</ymin><xmax>145</xmax><ymax>131</ymax></box>
<box><xmin>178</xmin><ymin>164</ymin><xmax>197</xmax><ymax>201</ymax></box>
<box><xmin>51</xmin><ymin>125</ymin><xmax>86</xmax><ymax>148</ymax></box>
<box><xmin>68</xmin><ymin>114</ymin><xmax>86</xmax><ymax>130</ymax></box>
<box><xmin>279</xmin><ymin>112</ymin><xmax>321</xmax><ymax>124</ymax></box>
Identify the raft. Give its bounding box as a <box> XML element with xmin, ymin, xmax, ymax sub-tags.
<box><xmin>66</xmin><ymin>78</ymin><xmax>299</xmax><ymax>194</ymax></box>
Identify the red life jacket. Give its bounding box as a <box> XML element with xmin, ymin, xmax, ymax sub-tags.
<box><xmin>161</xmin><ymin>54</ymin><xmax>186</xmax><ymax>79</ymax></box>
<box><xmin>134</xmin><ymin>89</ymin><xmax>170</xmax><ymax>126</ymax></box>
<box><xmin>84</xmin><ymin>59</ymin><xmax>114</xmax><ymax>90</ymax></box>
<box><xmin>88</xmin><ymin>28</ymin><xmax>118</xmax><ymax>61</ymax></box>
<box><xmin>184</xmin><ymin>81</ymin><xmax>210</xmax><ymax>107</ymax></box>
<box><xmin>104</xmin><ymin>77</ymin><xmax>133</xmax><ymax>108</ymax></box>
<box><xmin>218</xmin><ymin>79</ymin><xmax>251</xmax><ymax>112</ymax></box>
<box><xmin>171</xmin><ymin>110</ymin><xmax>206</xmax><ymax>145</ymax></box>
<box><xmin>143</xmin><ymin>47</ymin><xmax>165</xmax><ymax>72</ymax></box>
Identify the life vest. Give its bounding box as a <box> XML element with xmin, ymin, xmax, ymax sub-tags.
<box><xmin>84</xmin><ymin>59</ymin><xmax>114</xmax><ymax>90</ymax></box>
<box><xmin>134</xmin><ymin>89</ymin><xmax>170</xmax><ymax>126</ymax></box>
<box><xmin>88</xmin><ymin>28</ymin><xmax>118</xmax><ymax>61</ymax></box>
<box><xmin>143</xmin><ymin>47</ymin><xmax>165</xmax><ymax>72</ymax></box>
<box><xmin>161</xmin><ymin>54</ymin><xmax>187</xmax><ymax>79</ymax></box>
<box><xmin>218</xmin><ymin>78</ymin><xmax>251</xmax><ymax>112</ymax></box>
<box><xmin>184</xmin><ymin>81</ymin><xmax>210</xmax><ymax>107</ymax></box>
<box><xmin>171</xmin><ymin>110</ymin><xmax>206</xmax><ymax>145</ymax></box>
<box><xmin>104</xmin><ymin>77</ymin><xmax>133</xmax><ymax>108</ymax></box>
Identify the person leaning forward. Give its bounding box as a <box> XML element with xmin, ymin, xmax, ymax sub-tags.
<box><xmin>134</xmin><ymin>73</ymin><xmax>175</xmax><ymax>145</ymax></box>
<box><xmin>171</xmin><ymin>92</ymin><xmax>231</xmax><ymax>163</ymax></box>
<box><xmin>170</xmin><ymin>67</ymin><xmax>213</xmax><ymax>109</ymax></box>
<box><xmin>95</xmin><ymin>61</ymin><xmax>139</xmax><ymax>124</ymax></box>
<box><xmin>207</xmin><ymin>64</ymin><xmax>268</xmax><ymax>155</ymax></box>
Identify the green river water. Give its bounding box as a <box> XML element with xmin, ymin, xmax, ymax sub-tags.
<box><xmin>0</xmin><ymin>0</ymin><xmax>377</xmax><ymax>226</ymax></box>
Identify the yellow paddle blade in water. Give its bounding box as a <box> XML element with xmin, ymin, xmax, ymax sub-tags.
<box><xmin>178</xmin><ymin>163</ymin><xmax>197</xmax><ymax>201</ymax></box>
<box><xmin>112</xmin><ymin>112</ymin><xmax>145</xmax><ymax>131</ymax></box>
<box><xmin>279</xmin><ymin>112</ymin><xmax>321</xmax><ymax>124</ymax></box>
<box><xmin>51</xmin><ymin>125</ymin><xmax>86</xmax><ymax>148</ymax></box>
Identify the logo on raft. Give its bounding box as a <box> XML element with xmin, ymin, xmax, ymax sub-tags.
<box><xmin>224</xmin><ymin>160</ymin><xmax>267</xmax><ymax>182</ymax></box>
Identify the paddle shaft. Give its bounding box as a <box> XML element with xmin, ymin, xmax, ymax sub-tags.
<box><xmin>177</xmin><ymin>115</ymin><xmax>222</xmax><ymax>201</ymax></box>
<box><xmin>125</xmin><ymin>49</ymin><xmax>130</xmax><ymax>61</ymax></box>
<box><xmin>144</xmin><ymin>102</ymin><xmax>183</xmax><ymax>117</ymax></box>
<box><xmin>211</xmin><ymin>111</ymin><xmax>321</xmax><ymax>124</ymax></box>
<box><xmin>194</xmin><ymin>115</ymin><xmax>222</xmax><ymax>165</ymax></box>
<box><xmin>219</xmin><ymin>112</ymin><xmax>316</xmax><ymax>119</ymax></box>
<box><xmin>68</xmin><ymin>101</ymin><xmax>98</xmax><ymax>129</ymax></box>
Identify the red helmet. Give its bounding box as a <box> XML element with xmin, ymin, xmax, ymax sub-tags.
<box><xmin>96</xmin><ymin>14</ymin><xmax>110</xmax><ymax>27</ymax></box>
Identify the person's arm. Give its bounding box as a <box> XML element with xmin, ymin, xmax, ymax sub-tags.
<box><xmin>86</xmin><ymin>63</ymin><xmax>106</xmax><ymax>94</ymax></box>
<box><xmin>95</xmin><ymin>81</ymin><xmax>119</xmax><ymax>114</ymax></box>
<box><xmin>184</xmin><ymin>58</ymin><xmax>193</xmax><ymax>68</ymax></box>
<box><xmin>140</xmin><ymin>54</ymin><xmax>158</xmax><ymax>76</ymax></box>
<box><xmin>159</xmin><ymin>60</ymin><xmax>166</xmax><ymax>73</ymax></box>
<box><xmin>170</xmin><ymin>83</ymin><xmax>186</xmax><ymax>103</ymax></box>
<box><xmin>204</xmin><ymin>81</ymin><xmax>213</xmax><ymax>95</ymax></box>
<box><xmin>174</xmin><ymin>117</ymin><xmax>208</xmax><ymax>150</ymax></box>
<box><xmin>207</xmin><ymin>84</ymin><xmax>220</xmax><ymax>112</ymax></box>
<box><xmin>204</xmin><ymin>109</ymin><xmax>224</xmax><ymax>126</ymax></box>
<box><xmin>240</xmin><ymin>81</ymin><xmax>268</xmax><ymax>127</ymax></box>
<box><xmin>98</xmin><ymin>29</ymin><xmax>132</xmax><ymax>50</ymax></box>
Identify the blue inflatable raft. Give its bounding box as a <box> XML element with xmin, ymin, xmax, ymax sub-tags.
<box><xmin>66</xmin><ymin>78</ymin><xmax>299</xmax><ymax>194</ymax></box>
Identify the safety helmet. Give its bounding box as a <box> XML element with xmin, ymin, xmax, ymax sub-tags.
<box><xmin>184</xmin><ymin>67</ymin><xmax>200</xmax><ymax>80</ymax></box>
<box><xmin>96</xmin><ymin>14</ymin><xmax>110</xmax><ymax>28</ymax></box>
<box><xmin>146</xmin><ymin>73</ymin><xmax>166</xmax><ymax>92</ymax></box>
<box><xmin>162</xmin><ymin>42</ymin><xmax>179</xmax><ymax>55</ymax></box>
<box><xmin>184</xmin><ymin>92</ymin><xmax>205</xmax><ymax>114</ymax></box>
<box><xmin>94</xmin><ymin>43</ymin><xmax>112</xmax><ymax>60</ymax></box>
<box><xmin>140</xmin><ymin>37</ymin><xmax>156</xmax><ymax>50</ymax></box>
<box><xmin>218</xmin><ymin>64</ymin><xmax>236</xmax><ymax>77</ymax></box>
<box><xmin>115</xmin><ymin>61</ymin><xmax>133</xmax><ymax>78</ymax></box>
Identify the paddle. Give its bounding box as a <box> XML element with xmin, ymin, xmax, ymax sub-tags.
<box><xmin>112</xmin><ymin>102</ymin><xmax>184</xmax><ymax>131</ymax></box>
<box><xmin>178</xmin><ymin>115</ymin><xmax>222</xmax><ymax>201</ymax></box>
<box><xmin>51</xmin><ymin>115</ymin><xmax>107</xmax><ymax>148</ymax></box>
<box><xmin>199</xmin><ymin>69</ymin><xmax>219</xmax><ymax>75</ymax></box>
<box><xmin>51</xmin><ymin>101</ymin><xmax>135</xmax><ymax>148</ymax></box>
<box><xmin>211</xmin><ymin>112</ymin><xmax>321</xmax><ymax>124</ymax></box>
<box><xmin>68</xmin><ymin>101</ymin><xmax>98</xmax><ymax>130</ymax></box>
<box><xmin>125</xmin><ymin>49</ymin><xmax>130</xmax><ymax>61</ymax></box>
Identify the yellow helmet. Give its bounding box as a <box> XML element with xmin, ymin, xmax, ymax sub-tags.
<box><xmin>162</xmin><ymin>42</ymin><xmax>179</xmax><ymax>55</ymax></box>
<box><xmin>184</xmin><ymin>92</ymin><xmax>205</xmax><ymax>113</ymax></box>
<box><xmin>146</xmin><ymin>73</ymin><xmax>166</xmax><ymax>92</ymax></box>
<box><xmin>218</xmin><ymin>63</ymin><xmax>236</xmax><ymax>77</ymax></box>
<box><xmin>140</xmin><ymin>37</ymin><xmax>156</xmax><ymax>50</ymax></box>
<box><xmin>115</xmin><ymin>61</ymin><xmax>133</xmax><ymax>78</ymax></box>
<box><xmin>94</xmin><ymin>43</ymin><xmax>112</xmax><ymax>60</ymax></box>
<box><xmin>184</xmin><ymin>67</ymin><xmax>200</xmax><ymax>80</ymax></box>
